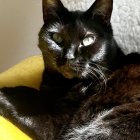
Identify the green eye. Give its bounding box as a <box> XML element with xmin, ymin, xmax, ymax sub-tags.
<box><xmin>82</xmin><ymin>36</ymin><xmax>96</xmax><ymax>46</ymax></box>
<box><xmin>52</xmin><ymin>33</ymin><xmax>63</xmax><ymax>44</ymax></box>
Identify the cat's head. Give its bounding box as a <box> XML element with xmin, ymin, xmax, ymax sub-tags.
<box><xmin>39</xmin><ymin>0</ymin><xmax>120</xmax><ymax>79</ymax></box>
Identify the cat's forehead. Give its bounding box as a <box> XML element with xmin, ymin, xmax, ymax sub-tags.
<box><xmin>46</xmin><ymin>19</ymin><xmax>95</xmax><ymax>35</ymax></box>
<box><xmin>46</xmin><ymin>11</ymin><xmax>88</xmax><ymax>32</ymax></box>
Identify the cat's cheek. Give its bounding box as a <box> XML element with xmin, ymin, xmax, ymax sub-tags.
<box><xmin>44</xmin><ymin>57</ymin><xmax>57</xmax><ymax>70</ymax></box>
<box><xmin>46</xmin><ymin>38</ymin><xmax>62</xmax><ymax>52</ymax></box>
<box><xmin>91</xmin><ymin>42</ymin><xmax>106</xmax><ymax>62</ymax></box>
<box><xmin>39</xmin><ymin>41</ymin><xmax>63</xmax><ymax>70</ymax></box>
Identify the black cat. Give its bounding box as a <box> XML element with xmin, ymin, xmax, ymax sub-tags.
<box><xmin>0</xmin><ymin>0</ymin><xmax>140</xmax><ymax>139</ymax></box>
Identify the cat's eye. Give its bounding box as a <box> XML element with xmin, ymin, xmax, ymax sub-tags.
<box><xmin>52</xmin><ymin>33</ymin><xmax>63</xmax><ymax>44</ymax></box>
<box><xmin>82</xmin><ymin>36</ymin><xmax>96</xmax><ymax>47</ymax></box>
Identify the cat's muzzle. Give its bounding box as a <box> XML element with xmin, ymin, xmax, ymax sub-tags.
<box><xmin>58</xmin><ymin>62</ymin><xmax>83</xmax><ymax>79</ymax></box>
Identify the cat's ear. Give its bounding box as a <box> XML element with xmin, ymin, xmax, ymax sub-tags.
<box><xmin>87</xmin><ymin>0</ymin><xmax>113</xmax><ymax>24</ymax></box>
<box><xmin>42</xmin><ymin>0</ymin><xmax>67</xmax><ymax>23</ymax></box>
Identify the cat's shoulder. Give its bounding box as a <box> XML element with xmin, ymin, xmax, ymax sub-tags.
<box><xmin>125</xmin><ymin>52</ymin><xmax>140</xmax><ymax>64</ymax></box>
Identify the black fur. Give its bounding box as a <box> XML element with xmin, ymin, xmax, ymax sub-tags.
<box><xmin>0</xmin><ymin>0</ymin><xmax>140</xmax><ymax>139</ymax></box>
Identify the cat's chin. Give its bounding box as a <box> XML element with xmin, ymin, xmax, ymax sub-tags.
<box><xmin>61</xmin><ymin>72</ymin><xmax>76</xmax><ymax>79</ymax></box>
<box><xmin>58</xmin><ymin>66</ymin><xmax>80</xmax><ymax>79</ymax></box>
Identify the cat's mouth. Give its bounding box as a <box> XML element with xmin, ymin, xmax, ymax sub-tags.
<box><xmin>58</xmin><ymin>63</ymin><xmax>83</xmax><ymax>79</ymax></box>
<box><xmin>58</xmin><ymin>66</ymin><xmax>78</xmax><ymax>79</ymax></box>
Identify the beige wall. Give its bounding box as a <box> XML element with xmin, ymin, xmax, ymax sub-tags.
<box><xmin>0</xmin><ymin>0</ymin><xmax>43</xmax><ymax>72</ymax></box>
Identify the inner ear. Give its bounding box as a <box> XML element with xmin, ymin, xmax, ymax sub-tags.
<box><xmin>43</xmin><ymin>0</ymin><xmax>67</xmax><ymax>23</ymax></box>
<box><xmin>87</xmin><ymin>0</ymin><xmax>113</xmax><ymax>24</ymax></box>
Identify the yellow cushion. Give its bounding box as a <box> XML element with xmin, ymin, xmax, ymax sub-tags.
<box><xmin>0</xmin><ymin>55</ymin><xmax>45</xmax><ymax>140</ymax></box>
<box><xmin>0</xmin><ymin>55</ymin><xmax>44</xmax><ymax>89</ymax></box>
<box><xmin>0</xmin><ymin>116</ymin><xmax>32</xmax><ymax>140</ymax></box>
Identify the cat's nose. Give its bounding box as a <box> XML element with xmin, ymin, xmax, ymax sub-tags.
<box><xmin>65</xmin><ymin>49</ymin><xmax>75</xmax><ymax>61</ymax></box>
<box><xmin>66</xmin><ymin>52</ymin><xmax>75</xmax><ymax>60</ymax></box>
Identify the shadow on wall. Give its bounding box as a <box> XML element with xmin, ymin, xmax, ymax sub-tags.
<box><xmin>0</xmin><ymin>0</ymin><xmax>43</xmax><ymax>72</ymax></box>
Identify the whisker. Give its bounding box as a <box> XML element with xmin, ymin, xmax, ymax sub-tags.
<box><xmin>89</xmin><ymin>68</ymin><xmax>104</xmax><ymax>93</ymax></box>
<box><xmin>88</xmin><ymin>61</ymin><xmax>112</xmax><ymax>73</ymax></box>
<box><xmin>88</xmin><ymin>64</ymin><xmax>107</xmax><ymax>93</ymax></box>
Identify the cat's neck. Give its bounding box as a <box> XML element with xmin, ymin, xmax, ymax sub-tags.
<box><xmin>108</xmin><ymin>39</ymin><xmax>126</xmax><ymax>70</ymax></box>
<box><xmin>42</xmin><ymin>70</ymin><xmax>81</xmax><ymax>87</ymax></box>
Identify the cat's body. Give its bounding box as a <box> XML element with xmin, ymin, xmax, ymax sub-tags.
<box><xmin>64</xmin><ymin>63</ymin><xmax>140</xmax><ymax>140</ymax></box>
<box><xmin>0</xmin><ymin>0</ymin><xmax>140</xmax><ymax>139</ymax></box>
<box><xmin>1</xmin><ymin>58</ymin><xmax>140</xmax><ymax>140</ymax></box>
